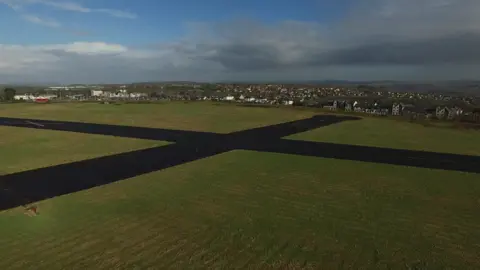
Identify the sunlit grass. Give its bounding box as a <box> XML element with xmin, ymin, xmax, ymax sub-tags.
<box><xmin>0</xmin><ymin>102</ymin><xmax>479</xmax><ymax>269</ymax></box>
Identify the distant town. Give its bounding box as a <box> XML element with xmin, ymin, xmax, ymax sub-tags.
<box><xmin>3</xmin><ymin>82</ymin><xmax>480</xmax><ymax>124</ymax></box>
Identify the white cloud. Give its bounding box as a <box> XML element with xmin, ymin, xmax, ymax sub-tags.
<box><xmin>2</xmin><ymin>0</ymin><xmax>480</xmax><ymax>83</ymax></box>
<box><xmin>57</xmin><ymin>42</ymin><xmax>128</xmax><ymax>55</ymax></box>
<box><xmin>30</xmin><ymin>0</ymin><xmax>89</xmax><ymax>12</ymax></box>
<box><xmin>0</xmin><ymin>42</ymin><xmax>205</xmax><ymax>83</ymax></box>
<box><xmin>93</xmin><ymin>8</ymin><xmax>137</xmax><ymax>19</ymax></box>
<box><xmin>2</xmin><ymin>0</ymin><xmax>136</xmax><ymax>18</ymax></box>
<box><xmin>30</xmin><ymin>0</ymin><xmax>137</xmax><ymax>19</ymax></box>
<box><xmin>21</xmin><ymin>14</ymin><xmax>60</xmax><ymax>28</ymax></box>
<box><xmin>0</xmin><ymin>0</ymin><xmax>136</xmax><ymax>32</ymax></box>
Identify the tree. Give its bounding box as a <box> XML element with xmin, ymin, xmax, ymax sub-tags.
<box><xmin>4</xmin><ymin>88</ymin><xmax>16</xmax><ymax>101</ymax></box>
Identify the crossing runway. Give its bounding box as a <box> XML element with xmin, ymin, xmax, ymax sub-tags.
<box><xmin>1</xmin><ymin>115</ymin><xmax>479</xmax><ymax>211</ymax></box>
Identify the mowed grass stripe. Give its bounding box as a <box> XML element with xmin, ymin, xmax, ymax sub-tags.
<box><xmin>46</xmin><ymin>172</ymin><xmax>234</xmax><ymax>269</ymax></box>
<box><xmin>0</xmin><ymin>218</ymin><xmax>115</xmax><ymax>269</ymax></box>
<box><xmin>5</xmin><ymin>215</ymin><xmax>178</xmax><ymax>270</ymax></box>
<box><xmin>55</xmin><ymin>202</ymin><xmax>200</xmax><ymax>268</ymax></box>
<box><xmin>64</xmin><ymin>223</ymin><xmax>182</xmax><ymax>269</ymax></box>
<box><xmin>141</xmin><ymin>224</ymin><xmax>231</xmax><ymax>269</ymax></box>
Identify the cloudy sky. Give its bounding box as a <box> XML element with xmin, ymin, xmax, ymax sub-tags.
<box><xmin>0</xmin><ymin>0</ymin><xmax>479</xmax><ymax>84</ymax></box>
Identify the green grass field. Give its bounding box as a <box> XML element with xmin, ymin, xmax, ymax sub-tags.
<box><xmin>1</xmin><ymin>102</ymin><xmax>479</xmax><ymax>269</ymax></box>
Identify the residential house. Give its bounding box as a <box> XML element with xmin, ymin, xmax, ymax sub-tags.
<box><xmin>445</xmin><ymin>107</ymin><xmax>462</xmax><ymax>120</ymax></box>
<box><xmin>353</xmin><ymin>101</ymin><xmax>365</xmax><ymax>113</ymax></box>
<box><xmin>436</xmin><ymin>106</ymin><xmax>447</xmax><ymax>120</ymax></box>
<box><xmin>332</xmin><ymin>100</ymin><xmax>339</xmax><ymax>110</ymax></box>
<box><xmin>345</xmin><ymin>102</ymin><xmax>353</xmax><ymax>112</ymax></box>
<box><xmin>474</xmin><ymin>109</ymin><xmax>480</xmax><ymax>123</ymax></box>
<box><xmin>402</xmin><ymin>106</ymin><xmax>425</xmax><ymax>121</ymax></box>
<box><xmin>392</xmin><ymin>103</ymin><xmax>402</xmax><ymax>116</ymax></box>
<box><xmin>474</xmin><ymin>108</ymin><xmax>480</xmax><ymax>123</ymax></box>
<box><xmin>246</xmin><ymin>97</ymin><xmax>256</xmax><ymax>103</ymax></box>
<box><xmin>322</xmin><ymin>101</ymin><xmax>336</xmax><ymax>111</ymax></box>
<box><xmin>376</xmin><ymin>104</ymin><xmax>391</xmax><ymax>116</ymax></box>
<box><xmin>462</xmin><ymin>108</ymin><xmax>480</xmax><ymax>123</ymax></box>
<box><xmin>426</xmin><ymin>107</ymin><xmax>437</xmax><ymax>119</ymax></box>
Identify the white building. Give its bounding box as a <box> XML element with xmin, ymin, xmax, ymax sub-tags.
<box><xmin>14</xmin><ymin>94</ymin><xmax>57</xmax><ymax>101</ymax></box>
<box><xmin>91</xmin><ymin>90</ymin><xmax>104</xmax><ymax>97</ymax></box>
<box><xmin>129</xmin><ymin>92</ymin><xmax>148</xmax><ymax>98</ymax></box>
<box><xmin>14</xmin><ymin>94</ymin><xmax>35</xmax><ymax>100</ymax></box>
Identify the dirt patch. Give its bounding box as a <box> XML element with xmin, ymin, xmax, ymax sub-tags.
<box><xmin>23</xmin><ymin>205</ymin><xmax>39</xmax><ymax>217</ymax></box>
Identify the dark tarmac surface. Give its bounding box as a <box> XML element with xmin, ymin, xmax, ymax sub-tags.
<box><xmin>1</xmin><ymin>115</ymin><xmax>479</xmax><ymax>211</ymax></box>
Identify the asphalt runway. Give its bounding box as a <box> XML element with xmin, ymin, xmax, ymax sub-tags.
<box><xmin>0</xmin><ymin>114</ymin><xmax>479</xmax><ymax>211</ymax></box>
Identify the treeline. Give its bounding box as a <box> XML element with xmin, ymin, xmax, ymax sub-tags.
<box><xmin>1</xmin><ymin>88</ymin><xmax>16</xmax><ymax>102</ymax></box>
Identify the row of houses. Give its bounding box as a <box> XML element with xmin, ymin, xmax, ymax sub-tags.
<box><xmin>219</xmin><ymin>95</ymin><xmax>294</xmax><ymax>105</ymax></box>
<box><xmin>13</xmin><ymin>94</ymin><xmax>57</xmax><ymax>101</ymax></box>
<box><xmin>392</xmin><ymin>103</ymin><xmax>470</xmax><ymax>121</ymax></box>
<box><xmin>323</xmin><ymin>100</ymin><xmax>391</xmax><ymax>116</ymax></box>
<box><xmin>90</xmin><ymin>89</ymin><xmax>148</xmax><ymax>99</ymax></box>
<box><xmin>325</xmin><ymin>100</ymin><xmax>480</xmax><ymax>122</ymax></box>
<box><xmin>14</xmin><ymin>89</ymin><xmax>149</xmax><ymax>102</ymax></box>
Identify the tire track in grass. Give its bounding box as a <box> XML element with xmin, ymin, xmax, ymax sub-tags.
<box><xmin>104</xmin><ymin>219</ymin><xmax>195</xmax><ymax>269</ymax></box>
<box><xmin>229</xmin><ymin>251</ymin><xmax>257</xmax><ymax>270</ymax></box>
<box><xmin>252</xmin><ymin>238</ymin><xmax>291</xmax><ymax>269</ymax></box>
<box><xmin>208</xmin><ymin>231</ymin><xmax>257</xmax><ymax>268</ymax></box>
<box><xmin>62</xmin><ymin>182</ymin><xmax>197</xmax><ymax>268</ymax></box>
<box><xmin>60</xmin><ymin>214</ymin><xmax>177</xmax><ymax>268</ymax></box>
<box><xmin>142</xmin><ymin>223</ymin><xmax>223</xmax><ymax>268</ymax></box>
<box><xmin>204</xmin><ymin>233</ymin><xmax>268</xmax><ymax>269</ymax></box>
<box><xmin>50</xmin><ymin>183</ymin><xmax>170</xmax><ymax>266</ymax></box>
<box><xmin>1</xmin><ymin>200</ymin><xmax>124</xmax><ymax>253</ymax></box>
<box><xmin>137</xmin><ymin>191</ymin><xmax>244</xmax><ymax>267</ymax></box>
<box><xmin>122</xmin><ymin>230</ymin><xmax>187</xmax><ymax>268</ymax></box>
<box><xmin>158</xmin><ymin>227</ymin><xmax>226</xmax><ymax>268</ymax></box>
<box><xmin>197</xmin><ymin>240</ymin><xmax>237</xmax><ymax>269</ymax></box>
<box><xmin>143</xmin><ymin>237</ymin><xmax>193</xmax><ymax>266</ymax></box>
<box><xmin>114</xmin><ymin>219</ymin><xmax>208</xmax><ymax>268</ymax></box>
<box><xmin>51</xmin><ymin>218</ymin><xmax>158</xmax><ymax>268</ymax></box>
<box><xmin>268</xmin><ymin>236</ymin><xmax>314</xmax><ymax>268</ymax></box>
<box><xmin>5</xmin><ymin>208</ymin><xmax>159</xmax><ymax>269</ymax></box>
<box><xmin>1</xmin><ymin>226</ymin><xmax>106</xmax><ymax>269</ymax></box>
<box><xmin>175</xmin><ymin>226</ymin><xmax>249</xmax><ymax>268</ymax></box>
<box><xmin>168</xmin><ymin>219</ymin><xmax>259</xmax><ymax>268</ymax></box>
<box><xmin>92</xmin><ymin>233</ymin><xmax>183</xmax><ymax>269</ymax></box>
<box><xmin>0</xmin><ymin>217</ymin><xmax>106</xmax><ymax>269</ymax></box>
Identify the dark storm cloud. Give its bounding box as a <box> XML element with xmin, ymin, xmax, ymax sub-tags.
<box><xmin>322</xmin><ymin>33</ymin><xmax>480</xmax><ymax>66</ymax></box>
<box><xmin>203</xmin><ymin>43</ymin><xmax>283</xmax><ymax>71</ymax></box>
<box><xmin>187</xmin><ymin>30</ymin><xmax>480</xmax><ymax>71</ymax></box>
